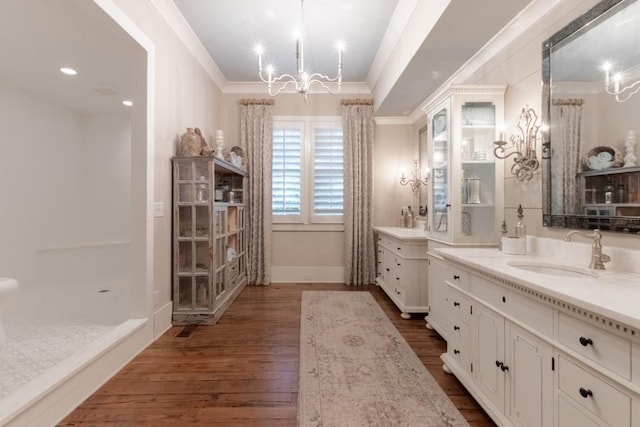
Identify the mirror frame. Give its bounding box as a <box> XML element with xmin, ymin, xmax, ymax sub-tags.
<box><xmin>541</xmin><ymin>0</ymin><xmax>632</xmax><ymax>231</ymax></box>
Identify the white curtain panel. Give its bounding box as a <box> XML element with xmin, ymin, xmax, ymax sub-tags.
<box><xmin>342</xmin><ymin>101</ymin><xmax>376</xmax><ymax>285</ymax></box>
<box><xmin>240</xmin><ymin>100</ymin><xmax>273</xmax><ymax>285</ymax></box>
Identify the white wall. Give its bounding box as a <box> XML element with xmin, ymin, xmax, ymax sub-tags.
<box><xmin>0</xmin><ymin>81</ymin><xmax>131</xmax><ymax>287</ymax></box>
<box><xmin>374</xmin><ymin>121</ymin><xmax>416</xmax><ymax>227</ymax></box>
<box><xmin>111</xmin><ymin>0</ymin><xmax>224</xmax><ymax>317</ymax></box>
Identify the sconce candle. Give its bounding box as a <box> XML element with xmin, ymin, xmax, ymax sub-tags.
<box><xmin>400</xmin><ymin>159</ymin><xmax>429</xmax><ymax>194</ymax></box>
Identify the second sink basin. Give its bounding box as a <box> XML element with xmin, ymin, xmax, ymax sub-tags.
<box><xmin>507</xmin><ymin>261</ymin><xmax>598</xmax><ymax>278</ymax></box>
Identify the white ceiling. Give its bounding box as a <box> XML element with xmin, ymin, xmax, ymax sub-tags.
<box><xmin>0</xmin><ymin>0</ymin><xmax>536</xmax><ymax>117</ymax></box>
<box><xmin>0</xmin><ymin>0</ymin><xmax>145</xmax><ymax>114</ymax></box>
<box><xmin>174</xmin><ymin>0</ymin><xmax>534</xmax><ymax>115</ymax></box>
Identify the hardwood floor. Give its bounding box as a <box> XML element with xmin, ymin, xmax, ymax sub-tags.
<box><xmin>60</xmin><ymin>284</ymin><xmax>495</xmax><ymax>426</ymax></box>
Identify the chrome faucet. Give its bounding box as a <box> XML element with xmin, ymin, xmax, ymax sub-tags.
<box><xmin>565</xmin><ymin>229</ymin><xmax>611</xmax><ymax>270</ymax></box>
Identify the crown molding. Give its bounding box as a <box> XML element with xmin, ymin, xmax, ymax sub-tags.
<box><xmin>374</xmin><ymin>116</ymin><xmax>413</xmax><ymax>125</ymax></box>
<box><xmin>148</xmin><ymin>0</ymin><xmax>227</xmax><ymax>91</ymax></box>
<box><xmin>222</xmin><ymin>81</ymin><xmax>372</xmax><ymax>95</ymax></box>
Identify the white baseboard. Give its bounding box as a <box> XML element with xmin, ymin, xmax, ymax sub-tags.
<box><xmin>271</xmin><ymin>266</ymin><xmax>345</xmax><ymax>283</ymax></box>
<box><xmin>153</xmin><ymin>301</ymin><xmax>173</xmax><ymax>339</ymax></box>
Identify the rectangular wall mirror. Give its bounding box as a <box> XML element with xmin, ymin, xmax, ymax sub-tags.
<box><xmin>542</xmin><ymin>0</ymin><xmax>640</xmax><ymax>234</ymax></box>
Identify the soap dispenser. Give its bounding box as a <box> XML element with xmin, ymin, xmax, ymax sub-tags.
<box><xmin>515</xmin><ymin>204</ymin><xmax>526</xmax><ymax>238</ymax></box>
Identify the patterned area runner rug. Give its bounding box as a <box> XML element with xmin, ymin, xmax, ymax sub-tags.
<box><xmin>298</xmin><ymin>291</ymin><xmax>469</xmax><ymax>427</ymax></box>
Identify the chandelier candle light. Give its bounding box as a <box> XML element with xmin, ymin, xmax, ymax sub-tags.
<box><xmin>255</xmin><ymin>0</ymin><xmax>343</xmax><ymax>100</ymax></box>
<box><xmin>400</xmin><ymin>159</ymin><xmax>429</xmax><ymax>194</ymax></box>
<box><xmin>603</xmin><ymin>62</ymin><xmax>640</xmax><ymax>103</ymax></box>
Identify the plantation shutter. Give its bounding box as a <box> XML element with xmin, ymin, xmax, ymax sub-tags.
<box><xmin>313</xmin><ymin>126</ymin><xmax>344</xmax><ymax>217</ymax></box>
<box><xmin>272</xmin><ymin>126</ymin><xmax>302</xmax><ymax>216</ymax></box>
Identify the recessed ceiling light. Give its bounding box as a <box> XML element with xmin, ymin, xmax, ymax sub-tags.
<box><xmin>122</xmin><ymin>100</ymin><xmax>133</xmax><ymax>107</ymax></box>
<box><xmin>60</xmin><ymin>67</ymin><xmax>77</xmax><ymax>76</ymax></box>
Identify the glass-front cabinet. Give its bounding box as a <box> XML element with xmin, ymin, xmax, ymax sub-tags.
<box><xmin>426</xmin><ymin>85</ymin><xmax>506</xmax><ymax>244</ymax></box>
<box><xmin>172</xmin><ymin>156</ymin><xmax>248</xmax><ymax>325</ymax></box>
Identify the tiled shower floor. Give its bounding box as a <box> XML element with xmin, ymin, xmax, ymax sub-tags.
<box><xmin>0</xmin><ymin>319</ymin><xmax>114</xmax><ymax>397</ymax></box>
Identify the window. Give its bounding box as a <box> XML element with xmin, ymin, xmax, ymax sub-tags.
<box><xmin>272</xmin><ymin>117</ymin><xmax>343</xmax><ymax>225</ymax></box>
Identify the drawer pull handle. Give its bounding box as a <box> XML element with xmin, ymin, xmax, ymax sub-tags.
<box><xmin>579</xmin><ymin>336</ymin><xmax>593</xmax><ymax>347</ymax></box>
<box><xmin>386</xmin><ymin>268</ymin><xmax>390</xmax><ymax>272</ymax></box>
<box><xmin>453</xmin><ymin>275</ymin><xmax>460</xmax><ymax>280</ymax></box>
<box><xmin>453</xmin><ymin>325</ymin><xmax>460</xmax><ymax>331</ymax></box>
<box><xmin>453</xmin><ymin>349</ymin><xmax>460</xmax><ymax>355</ymax></box>
<box><xmin>453</xmin><ymin>301</ymin><xmax>460</xmax><ymax>307</ymax></box>
<box><xmin>397</xmin><ymin>247</ymin><xmax>402</xmax><ymax>251</ymax></box>
<box><xmin>579</xmin><ymin>387</ymin><xmax>593</xmax><ymax>398</ymax></box>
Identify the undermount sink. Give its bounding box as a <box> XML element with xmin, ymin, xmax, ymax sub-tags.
<box><xmin>507</xmin><ymin>262</ymin><xmax>598</xmax><ymax>278</ymax></box>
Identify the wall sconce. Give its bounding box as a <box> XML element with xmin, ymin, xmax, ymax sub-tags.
<box><xmin>400</xmin><ymin>159</ymin><xmax>429</xmax><ymax>194</ymax></box>
<box><xmin>493</xmin><ymin>106</ymin><xmax>541</xmax><ymax>181</ymax></box>
<box><xmin>603</xmin><ymin>62</ymin><xmax>640</xmax><ymax>103</ymax></box>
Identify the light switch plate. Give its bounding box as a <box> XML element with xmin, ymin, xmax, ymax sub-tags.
<box><xmin>153</xmin><ymin>202</ymin><xmax>165</xmax><ymax>217</ymax></box>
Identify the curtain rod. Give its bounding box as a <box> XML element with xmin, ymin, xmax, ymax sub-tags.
<box><xmin>552</xmin><ymin>98</ymin><xmax>583</xmax><ymax>106</ymax></box>
<box><xmin>239</xmin><ymin>98</ymin><xmax>275</xmax><ymax>106</ymax></box>
<box><xmin>341</xmin><ymin>98</ymin><xmax>374</xmax><ymax>106</ymax></box>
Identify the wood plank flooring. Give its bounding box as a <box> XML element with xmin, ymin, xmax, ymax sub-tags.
<box><xmin>60</xmin><ymin>284</ymin><xmax>495</xmax><ymax>426</ymax></box>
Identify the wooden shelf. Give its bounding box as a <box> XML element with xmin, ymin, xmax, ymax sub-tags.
<box><xmin>579</xmin><ymin>165</ymin><xmax>640</xmax><ymax>177</ymax></box>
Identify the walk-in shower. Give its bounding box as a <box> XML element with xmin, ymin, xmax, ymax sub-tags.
<box><xmin>0</xmin><ymin>0</ymin><xmax>153</xmax><ymax>424</ymax></box>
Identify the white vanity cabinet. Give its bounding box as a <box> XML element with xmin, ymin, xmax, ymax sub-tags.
<box><xmin>443</xmin><ymin>274</ymin><xmax>554</xmax><ymax>426</ymax></box>
<box><xmin>374</xmin><ymin>227</ymin><xmax>428</xmax><ymax>319</ymax></box>
<box><xmin>437</xmin><ymin>249</ymin><xmax>640</xmax><ymax>427</ymax></box>
<box><xmin>425</xmin><ymin>252</ymin><xmax>449</xmax><ymax>337</ymax></box>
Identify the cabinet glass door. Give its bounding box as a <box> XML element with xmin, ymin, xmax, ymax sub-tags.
<box><xmin>459</xmin><ymin>101</ymin><xmax>496</xmax><ymax>239</ymax></box>
<box><xmin>430</xmin><ymin>106</ymin><xmax>450</xmax><ymax>239</ymax></box>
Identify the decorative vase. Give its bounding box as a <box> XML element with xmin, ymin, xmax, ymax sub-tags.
<box><xmin>178</xmin><ymin>127</ymin><xmax>203</xmax><ymax>157</ymax></box>
<box><xmin>194</xmin><ymin>128</ymin><xmax>211</xmax><ymax>155</ymax></box>
<box><xmin>624</xmin><ymin>130</ymin><xmax>637</xmax><ymax>167</ymax></box>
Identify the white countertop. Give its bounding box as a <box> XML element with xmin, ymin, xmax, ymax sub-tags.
<box><xmin>374</xmin><ymin>226</ymin><xmax>428</xmax><ymax>241</ymax></box>
<box><xmin>436</xmin><ymin>246</ymin><xmax>640</xmax><ymax>331</ymax></box>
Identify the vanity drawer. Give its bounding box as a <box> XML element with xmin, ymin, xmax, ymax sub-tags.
<box><xmin>470</xmin><ymin>276</ymin><xmax>553</xmax><ymax>337</ymax></box>
<box><xmin>447</xmin><ymin>285</ymin><xmax>472</xmax><ymax>324</ymax></box>
<box><xmin>446</xmin><ymin>266</ymin><xmax>469</xmax><ymax>291</ymax></box>
<box><xmin>448</xmin><ymin>317</ymin><xmax>470</xmax><ymax>345</ymax></box>
<box><xmin>558</xmin><ymin>395</ymin><xmax>602</xmax><ymax>427</ymax></box>
<box><xmin>558</xmin><ymin>312</ymin><xmax>631</xmax><ymax>380</ymax></box>
<box><xmin>377</xmin><ymin>235</ymin><xmax>427</xmax><ymax>258</ymax></box>
<box><xmin>447</xmin><ymin>329</ymin><xmax>470</xmax><ymax>372</ymax></box>
<box><xmin>558</xmin><ymin>355</ymin><xmax>631</xmax><ymax>427</ymax></box>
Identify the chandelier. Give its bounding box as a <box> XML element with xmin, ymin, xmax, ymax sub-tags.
<box><xmin>602</xmin><ymin>62</ymin><xmax>640</xmax><ymax>103</ymax></box>
<box><xmin>254</xmin><ymin>0</ymin><xmax>343</xmax><ymax>100</ymax></box>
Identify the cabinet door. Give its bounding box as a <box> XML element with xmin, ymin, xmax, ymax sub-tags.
<box><xmin>391</xmin><ymin>254</ymin><xmax>404</xmax><ymax>304</ymax></box>
<box><xmin>455</xmin><ymin>100</ymin><xmax>499</xmax><ymax>243</ymax></box>
<box><xmin>428</xmin><ymin>102</ymin><xmax>451</xmax><ymax>242</ymax></box>
<box><xmin>474</xmin><ymin>302</ymin><xmax>505</xmax><ymax>413</ymax></box>
<box><xmin>427</xmin><ymin>256</ymin><xmax>448</xmax><ymax>336</ymax></box>
<box><xmin>376</xmin><ymin>243</ymin><xmax>384</xmax><ymax>281</ymax></box>
<box><xmin>505</xmin><ymin>322</ymin><xmax>553</xmax><ymax>427</ymax></box>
